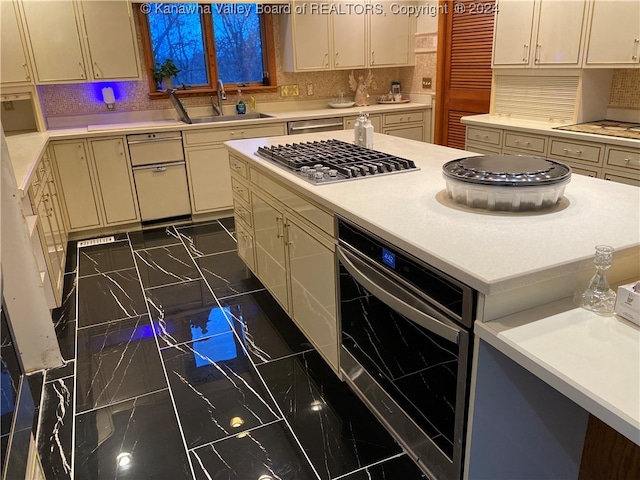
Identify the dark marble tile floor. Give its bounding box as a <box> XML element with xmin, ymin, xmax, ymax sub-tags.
<box><xmin>36</xmin><ymin>218</ymin><xmax>428</xmax><ymax>480</ymax></box>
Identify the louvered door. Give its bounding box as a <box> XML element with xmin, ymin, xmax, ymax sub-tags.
<box><xmin>435</xmin><ymin>0</ymin><xmax>495</xmax><ymax>149</ymax></box>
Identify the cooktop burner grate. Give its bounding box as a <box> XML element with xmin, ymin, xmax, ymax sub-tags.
<box><xmin>256</xmin><ymin>139</ymin><xmax>418</xmax><ymax>184</ymax></box>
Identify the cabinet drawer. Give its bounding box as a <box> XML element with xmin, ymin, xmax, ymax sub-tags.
<box><xmin>465</xmin><ymin>142</ymin><xmax>502</xmax><ymax>155</ymax></box>
<box><xmin>549</xmin><ymin>139</ymin><xmax>603</xmax><ymax>165</ymax></box>
<box><xmin>383</xmin><ymin>110</ymin><xmax>425</xmax><ymax>126</ymax></box>
<box><xmin>344</xmin><ymin>114</ymin><xmax>382</xmax><ymax>132</ymax></box>
<box><xmin>183</xmin><ymin>123</ymin><xmax>286</xmax><ymax>146</ymax></box>
<box><xmin>466</xmin><ymin>127</ymin><xmax>502</xmax><ymax>146</ymax></box>
<box><xmin>565</xmin><ymin>162</ymin><xmax>601</xmax><ymax>179</ymax></box>
<box><xmin>603</xmin><ymin>169</ymin><xmax>640</xmax><ymax>187</ymax></box>
<box><xmin>605</xmin><ymin>147</ymin><xmax>640</xmax><ymax>171</ymax></box>
<box><xmin>231</xmin><ymin>176</ymin><xmax>250</xmax><ymax>204</ymax></box>
<box><xmin>504</xmin><ymin>132</ymin><xmax>547</xmax><ymax>154</ymax></box>
<box><xmin>233</xmin><ymin>198</ymin><xmax>252</xmax><ymax>227</ymax></box>
<box><xmin>250</xmin><ymin>169</ymin><xmax>334</xmax><ymax>237</ymax></box>
<box><xmin>229</xmin><ymin>155</ymin><xmax>248</xmax><ymax>179</ymax></box>
<box><xmin>235</xmin><ymin>221</ymin><xmax>256</xmax><ymax>272</ymax></box>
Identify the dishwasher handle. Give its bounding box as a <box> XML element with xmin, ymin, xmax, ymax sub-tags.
<box><xmin>132</xmin><ymin>161</ymin><xmax>185</xmax><ymax>171</ymax></box>
<box><xmin>288</xmin><ymin>122</ymin><xmax>344</xmax><ymax>133</ymax></box>
<box><xmin>127</xmin><ymin>135</ymin><xmax>183</xmax><ymax>145</ymax></box>
<box><xmin>337</xmin><ymin>245</ymin><xmax>461</xmax><ymax>344</ymax></box>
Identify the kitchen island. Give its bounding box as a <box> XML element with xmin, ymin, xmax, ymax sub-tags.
<box><xmin>224</xmin><ymin>129</ymin><xmax>640</xmax><ymax>479</ymax></box>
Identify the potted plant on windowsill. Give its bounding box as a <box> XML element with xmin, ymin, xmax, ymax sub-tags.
<box><xmin>152</xmin><ymin>59</ymin><xmax>181</xmax><ymax>91</ymax></box>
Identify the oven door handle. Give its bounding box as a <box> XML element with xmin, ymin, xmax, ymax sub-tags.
<box><xmin>337</xmin><ymin>246</ymin><xmax>461</xmax><ymax>344</ymax></box>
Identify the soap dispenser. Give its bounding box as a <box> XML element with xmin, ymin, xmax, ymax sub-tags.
<box><xmin>236</xmin><ymin>89</ymin><xmax>246</xmax><ymax>114</ymax></box>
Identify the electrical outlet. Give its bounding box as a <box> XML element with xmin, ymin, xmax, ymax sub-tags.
<box><xmin>280</xmin><ymin>85</ymin><xmax>299</xmax><ymax>97</ymax></box>
<box><xmin>3</xmin><ymin>101</ymin><xmax>15</xmax><ymax>111</ymax></box>
<box><xmin>422</xmin><ymin>77</ymin><xmax>432</xmax><ymax>89</ymax></box>
<box><xmin>306</xmin><ymin>83</ymin><xmax>314</xmax><ymax>96</ymax></box>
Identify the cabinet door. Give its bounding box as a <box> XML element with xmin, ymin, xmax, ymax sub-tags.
<box><xmin>533</xmin><ymin>0</ymin><xmax>586</xmax><ymax>66</ymax></box>
<box><xmin>585</xmin><ymin>0</ymin><xmax>640</xmax><ymax>66</ymax></box>
<box><xmin>21</xmin><ymin>0</ymin><xmax>87</xmax><ymax>82</ymax></box>
<box><xmin>52</xmin><ymin>142</ymin><xmax>102</xmax><ymax>230</ymax></box>
<box><xmin>286</xmin><ymin>219</ymin><xmax>338</xmax><ymax>371</ymax></box>
<box><xmin>79</xmin><ymin>0</ymin><xmax>140</xmax><ymax>79</ymax></box>
<box><xmin>1</xmin><ymin>1</ymin><xmax>32</xmax><ymax>84</ymax></box>
<box><xmin>185</xmin><ymin>145</ymin><xmax>233</xmax><ymax>214</ymax></box>
<box><xmin>492</xmin><ymin>0</ymin><xmax>536</xmax><ymax>66</ymax></box>
<box><xmin>383</xmin><ymin>125</ymin><xmax>424</xmax><ymax>142</ymax></box>
<box><xmin>292</xmin><ymin>3</ymin><xmax>330</xmax><ymax>70</ymax></box>
<box><xmin>251</xmin><ymin>191</ymin><xmax>289</xmax><ymax>311</ymax></box>
<box><xmin>332</xmin><ymin>0</ymin><xmax>366</xmax><ymax>69</ymax></box>
<box><xmin>369</xmin><ymin>7</ymin><xmax>411</xmax><ymax>66</ymax></box>
<box><xmin>90</xmin><ymin>138</ymin><xmax>140</xmax><ymax>225</ymax></box>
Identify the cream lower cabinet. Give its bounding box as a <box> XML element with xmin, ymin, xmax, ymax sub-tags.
<box><xmin>232</xmin><ymin>156</ymin><xmax>340</xmax><ymax>372</ymax></box>
<box><xmin>51</xmin><ymin>141</ymin><xmax>102</xmax><ymax>230</ymax></box>
<box><xmin>185</xmin><ymin>145</ymin><xmax>233</xmax><ymax>214</ymax></box>
<box><xmin>465</xmin><ymin>125</ymin><xmax>640</xmax><ymax>185</ymax></box>
<box><xmin>52</xmin><ymin>137</ymin><xmax>140</xmax><ymax>232</ymax></box>
<box><xmin>382</xmin><ymin>110</ymin><xmax>429</xmax><ymax>142</ymax></box>
<box><xmin>23</xmin><ymin>151</ymin><xmax>68</xmax><ymax>308</ymax></box>
<box><xmin>90</xmin><ymin>138</ymin><xmax>140</xmax><ymax>225</ymax></box>
<box><xmin>183</xmin><ymin>123</ymin><xmax>286</xmax><ymax>216</ymax></box>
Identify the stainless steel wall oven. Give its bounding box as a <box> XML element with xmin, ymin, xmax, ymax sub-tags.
<box><xmin>337</xmin><ymin>219</ymin><xmax>476</xmax><ymax>480</ymax></box>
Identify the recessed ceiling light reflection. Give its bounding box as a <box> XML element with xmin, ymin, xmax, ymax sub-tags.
<box><xmin>116</xmin><ymin>452</ymin><xmax>132</xmax><ymax>469</ymax></box>
<box><xmin>310</xmin><ymin>400</ymin><xmax>323</xmax><ymax>412</ymax></box>
<box><xmin>230</xmin><ymin>416</ymin><xmax>245</xmax><ymax>428</ymax></box>
<box><xmin>258</xmin><ymin>475</ymin><xmax>273</xmax><ymax>480</ymax></box>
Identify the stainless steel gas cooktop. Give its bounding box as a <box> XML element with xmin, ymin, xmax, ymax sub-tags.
<box><xmin>256</xmin><ymin>139</ymin><xmax>419</xmax><ymax>184</ymax></box>
<box><xmin>554</xmin><ymin>120</ymin><xmax>640</xmax><ymax>140</ymax></box>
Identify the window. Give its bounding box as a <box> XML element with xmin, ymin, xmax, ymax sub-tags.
<box><xmin>137</xmin><ymin>3</ymin><xmax>276</xmax><ymax>95</ymax></box>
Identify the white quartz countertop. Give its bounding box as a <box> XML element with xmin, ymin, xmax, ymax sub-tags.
<box><xmin>461</xmin><ymin>114</ymin><xmax>640</xmax><ymax>149</ymax></box>
<box><xmin>5</xmin><ymin>102</ymin><xmax>429</xmax><ymax>195</ymax></box>
<box><xmin>225</xmin><ymin>130</ymin><xmax>640</xmax><ymax>296</ymax></box>
<box><xmin>475</xmin><ymin>298</ymin><xmax>640</xmax><ymax>445</ymax></box>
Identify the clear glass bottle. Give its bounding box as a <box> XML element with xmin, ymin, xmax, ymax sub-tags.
<box><xmin>574</xmin><ymin>245</ymin><xmax>617</xmax><ymax>313</ymax></box>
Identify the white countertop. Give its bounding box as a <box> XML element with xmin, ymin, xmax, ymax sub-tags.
<box><xmin>4</xmin><ymin>102</ymin><xmax>430</xmax><ymax>196</ymax></box>
<box><xmin>475</xmin><ymin>298</ymin><xmax>640</xmax><ymax>445</ymax></box>
<box><xmin>461</xmin><ymin>114</ymin><xmax>640</xmax><ymax>150</ymax></box>
<box><xmin>225</xmin><ymin>130</ymin><xmax>640</xmax><ymax>296</ymax></box>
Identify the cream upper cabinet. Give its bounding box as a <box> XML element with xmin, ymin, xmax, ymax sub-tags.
<box><xmin>282</xmin><ymin>2</ymin><xmax>331</xmax><ymax>71</ymax></box>
<box><xmin>282</xmin><ymin>0</ymin><xmax>411</xmax><ymax>71</ymax></box>
<box><xmin>533</xmin><ymin>0</ymin><xmax>587</xmax><ymax>66</ymax></box>
<box><xmin>492</xmin><ymin>0</ymin><xmax>536</xmax><ymax>66</ymax></box>
<box><xmin>79</xmin><ymin>1</ymin><xmax>140</xmax><ymax>80</ymax></box>
<box><xmin>21</xmin><ymin>0</ymin><xmax>88</xmax><ymax>83</ymax></box>
<box><xmin>369</xmin><ymin>3</ymin><xmax>412</xmax><ymax>67</ymax></box>
<box><xmin>332</xmin><ymin>1</ymin><xmax>367</xmax><ymax>69</ymax></box>
<box><xmin>20</xmin><ymin>0</ymin><xmax>140</xmax><ymax>83</ymax></box>
<box><xmin>0</xmin><ymin>1</ymin><xmax>33</xmax><ymax>85</ymax></box>
<box><xmin>584</xmin><ymin>0</ymin><xmax>640</xmax><ymax>67</ymax></box>
<box><xmin>493</xmin><ymin>0</ymin><xmax>587</xmax><ymax>68</ymax></box>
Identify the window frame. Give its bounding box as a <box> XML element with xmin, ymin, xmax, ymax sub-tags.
<box><xmin>136</xmin><ymin>3</ymin><xmax>278</xmax><ymax>98</ymax></box>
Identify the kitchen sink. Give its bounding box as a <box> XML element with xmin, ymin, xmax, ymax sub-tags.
<box><xmin>188</xmin><ymin>113</ymin><xmax>274</xmax><ymax>124</ymax></box>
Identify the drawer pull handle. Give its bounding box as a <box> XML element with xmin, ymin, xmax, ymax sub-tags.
<box><xmin>154</xmin><ymin>166</ymin><xmax>167</xmax><ymax>172</ymax></box>
<box><xmin>563</xmin><ymin>148</ymin><xmax>583</xmax><ymax>156</ymax></box>
<box><xmin>276</xmin><ymin>216</ymin><xmax>284</xmax><ymax>239</ymax></box>
<box><xmin>22</xmin><ymin>63</ymin><xmax>30</xmax><ymax>81</ymax></box>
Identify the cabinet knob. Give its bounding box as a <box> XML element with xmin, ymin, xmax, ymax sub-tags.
<box><xmin>22</xmin><ymin>63</ymin><xmax>30</xmax><ymax>81</ymax></box>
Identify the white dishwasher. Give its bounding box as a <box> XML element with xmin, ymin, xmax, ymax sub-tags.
<box><xmin>127</xmin><ymin>131</ymin><xmax>191</xmax><ymax>222</ymax></box>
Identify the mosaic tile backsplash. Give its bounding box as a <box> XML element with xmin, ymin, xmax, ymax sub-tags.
<box><xmin>609</xmin><ymin>69</ymin><xmax>640</xmax><ymax>109</ymax></box>
<box><xmin>38</xmin><ymin>13</ymin><xmax>437</xmax><ymax>120</ymax></box>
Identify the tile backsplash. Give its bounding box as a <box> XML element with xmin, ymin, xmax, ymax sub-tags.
<box><xmin>38</xmin><ymin>14</ymin><xmax>436</xmax><ymax>122</ymax></box>
<box><xmin>609</xmin><ymin>69</ymin><xmax>640</xmax><ymax>109</ymax></box>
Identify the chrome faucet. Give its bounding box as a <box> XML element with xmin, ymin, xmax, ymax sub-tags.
<box><xmin>211</xmin><ymin>79</ymin><xmax>226</xmax><ymax>115</ymax></box>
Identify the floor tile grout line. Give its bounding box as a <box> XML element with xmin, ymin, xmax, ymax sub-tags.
<box><xmin>76</xmin><ymin>313</ymin><xmax>149</xmax><ymax>331</ymax></box>
<box><xmin>157</xmin><ymin>330</ymin><xmax>233</xmax><ymax>352</ymax></box>
<box><xmin>176</xmin><ymin>223</ymin><xmax>323</xmax><ymax>480</ymax></box>
<box><xmin>70</xmin><ymin>239</ymin><xmax>81</xmax><ymax>479</ymax></box>
<box><xmin>254</xmin><ymin>347</ymin><xmax>316</xmax><ymax>366</ymax></box>
<box><xmin>142</xmin><ymin>278</ymin><xmax>204</xmax><ymax>292</ymax></box>
<box><xmin>330</xmin><ymin>452</ymin><xmax>409</xmax><ymax>480</ymax></box>
<box><xmin>126</xmin><ymin>227</ymin><xmax>199</xmax><ymax>480</ymax></box>
<box><xmin>130</xmin><ymin>241</ymin><xmax>184</xmax><ymax>253</ymax></box>
<box><xmin>217</xmin><ymin>287</ymin><xmax>267</xmax><ymax>302</ymax></box>
<box><xmin>76</xmin><ymin>265</ymin><xmax>138</xmax><ymax>280</ymax></box>
<box><xmin>187</xmin><ymin>418</ymin><xmax>284</xmax><ymax>453</ymax></box>
<box><xmin>74</xmin><ymin>387</ymin><xmax>171</xmax><ymax>417</ymax></box>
